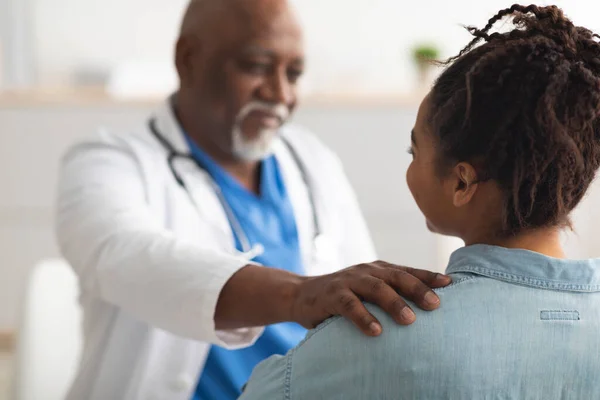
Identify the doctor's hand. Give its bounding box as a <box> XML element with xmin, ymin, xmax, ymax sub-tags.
<box><xmin>215</xmin><ymin>263</ymin><xmax>450</xmax><ymax>336</ymax></box>
<box><xmin>291</xmin><ymin>262</ymin><xmax>451</xmax><ymax>336</ymax></box>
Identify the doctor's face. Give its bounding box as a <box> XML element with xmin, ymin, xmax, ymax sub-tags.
<box><xmin>184</xmin><ymin>0</ymin><xmax>305</xmax><ymax>161</ymax></box>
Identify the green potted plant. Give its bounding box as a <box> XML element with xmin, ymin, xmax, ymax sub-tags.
<box><xmin>412</xmin><ymin>44</ymin><xmax>440</xmax><ymax>87</ymax></box>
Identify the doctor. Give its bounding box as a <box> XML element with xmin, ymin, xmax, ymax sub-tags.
<box><xmin>55</xmin><ymin>0</ymin><xmax>451</xmax><ymax>399</ymax></box>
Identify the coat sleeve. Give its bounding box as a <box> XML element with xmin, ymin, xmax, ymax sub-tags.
<box><xmin>55</xmin><ymin>132</ymin><xmax>263</xmax><ymax>347</ymax></box>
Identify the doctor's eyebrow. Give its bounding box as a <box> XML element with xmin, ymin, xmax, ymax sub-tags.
<box><xmin>240</xmin><ymin>45</ymin><xmax>305</xmax><ymax>65</ymax></box>
<box><xmin>241</xmin><ymin>45</ymin><xmax>275</xmax><ymax>57</ymax></box>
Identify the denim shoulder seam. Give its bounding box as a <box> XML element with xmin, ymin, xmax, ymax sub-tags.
<box><xmin>452</xmin><ymin>264</ymin><xmax>600</xmax><ymax>292</ymax></box>
<box><xmin>284</xmin><ymin>347</ymin><xmax>294</xmax><ymax>400</ymax></box>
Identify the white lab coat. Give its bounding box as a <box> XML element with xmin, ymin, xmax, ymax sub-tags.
<box><xmin>55</xmin><ymin>99</ymin><xmax>376</xmax><ymax>400</ymax></box>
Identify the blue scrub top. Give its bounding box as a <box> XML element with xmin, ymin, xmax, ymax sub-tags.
<box><xmin>184</xmin><ymin>136</ymin><xmax>308</xmax><ymax>400</ymax></box>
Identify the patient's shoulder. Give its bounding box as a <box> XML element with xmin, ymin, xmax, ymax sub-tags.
<box><xmin>282</xmin><ymin>273</ymin><xmax>483</xmax><ymax>397</ymax></box>
<box><xmin>240</xmin><ymin>274</ymin><xmax>487</xmax><ymax>399</ymax></box>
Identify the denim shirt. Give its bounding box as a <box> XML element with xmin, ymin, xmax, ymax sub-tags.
<box><xmin>239</xmin><ymin>245</ymin><xmax>600</xmax><ymax>400</ymax></box>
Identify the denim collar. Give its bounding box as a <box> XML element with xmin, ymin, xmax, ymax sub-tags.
<box><xmin>447</xmin><ymin>244</ymin><xmax>600</xmax><ymax>292</ymax></box>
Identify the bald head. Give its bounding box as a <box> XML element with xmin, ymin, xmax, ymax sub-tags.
<box><xmin>179</xmin><ymin>0</ymin><xmax>226</xmax><ymax>37</ymax></box>
<box><xmin>180</xmin><ymin>0</ymin><xmax>300</xmax><ymax>41</ymax></box>
<box><xmin>174</xmin><ymin>0</ymin><xmax>305</xmax><ymax>164</ymax></box>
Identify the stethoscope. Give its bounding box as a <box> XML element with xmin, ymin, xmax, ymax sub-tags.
<box><xmin>148</xmin><ymin>117</ymin><xmax>323</xmax><ymax>260</ymax></box>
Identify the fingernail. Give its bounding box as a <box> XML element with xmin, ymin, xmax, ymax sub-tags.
<box><xmin>425</xmin><ymin>291</ymin><xmax>440</xmax><ymax>306</ymax></box>
<box><xmin>437</xmin><ymin>273</ymin><xmax>451</xmax><ymax>282</ymax></box>
<box><xmin>401</xmin><ymin>307</ymin><xmax>416</xmax><ymax>322</ymax></box>
<box><xmin>369</xmin><ymin>322</ymin><xmax>382</xmax><ymax>335</ymax></box>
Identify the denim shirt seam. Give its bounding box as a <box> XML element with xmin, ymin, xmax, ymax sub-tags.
<box><xmin>284</xmin><ymin>348</ymin><xmax>295</xmax><ymax>400</ymax></box>
<box><xmin>449</xmin><ymin>265</ymin><xmax>600</xmax><ymax>292</ymax></box>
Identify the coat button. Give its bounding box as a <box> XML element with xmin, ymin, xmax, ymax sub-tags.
<box><xmin>171</xmin><ymin>374</ymin><xmax>195</xmax><ymax>392</ymax></box>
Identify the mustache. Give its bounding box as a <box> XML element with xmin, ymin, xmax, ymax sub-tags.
<box><xmin>236</xmin><ymin>101</ymin><xmax>290</xmax><ymax>124</ymax></box>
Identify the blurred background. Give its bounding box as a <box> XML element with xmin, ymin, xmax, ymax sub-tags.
<box><xmin>1</xmin><ymin>0</ymin><xmax>600</xmax><ymax>398</ymax></box>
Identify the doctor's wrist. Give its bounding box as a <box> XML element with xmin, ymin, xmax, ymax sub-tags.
<box><xmin>281</xmin><ymin>273</ymin><xmax>308</xmax><ymax>325</ymax></box>
<box><xmin>215</xmin><ymin>265</ymin><xmax>306</xmax><ymax>330</ymax></box>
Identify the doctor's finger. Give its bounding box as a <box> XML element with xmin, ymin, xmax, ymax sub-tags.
<box><xmin>355</xmin><ymin>277</ymin><xmax>415</xmax><ymax>325</ymax></box>
<box><xmin>334</xmin><ymin>289</ymin><xmax>382</xmax><ymax>337</ymax></box>
<box><xmin>374</xmin><ymin>267</ymin><xmax>442</xmax><ymax>311</ymax></box>
<box><xmin>376</xmin><ymin>261</ymin><xmax>452</xmax><ymax>289</ymax></box>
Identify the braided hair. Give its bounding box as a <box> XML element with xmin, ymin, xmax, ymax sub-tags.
<box><xmin>430</xmin><ymin>4</ymin><xmax>600</xmax><ymax>236</ymax></box>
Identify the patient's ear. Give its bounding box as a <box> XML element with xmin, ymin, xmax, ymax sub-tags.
<box><xmin>452</xmin><ymin>162</ymin><xmax>479</xmax><ymax>207</ymax></box>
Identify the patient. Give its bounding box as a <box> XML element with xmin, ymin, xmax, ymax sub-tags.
<box><xmin>239</xmin><ymin>4</ymin><xmax>600</xmax><ymax>399</ymax></box>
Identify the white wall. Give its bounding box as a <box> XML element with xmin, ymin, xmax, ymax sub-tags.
<box><xmin>0</xmin><ymin>0</ymin><xmax>36</xmax><ymax>88</ymax></box>
<box><xmin>32</xmin><ymin>0</ymin><xmax>600</xmax><ymax>93</ymax></box>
